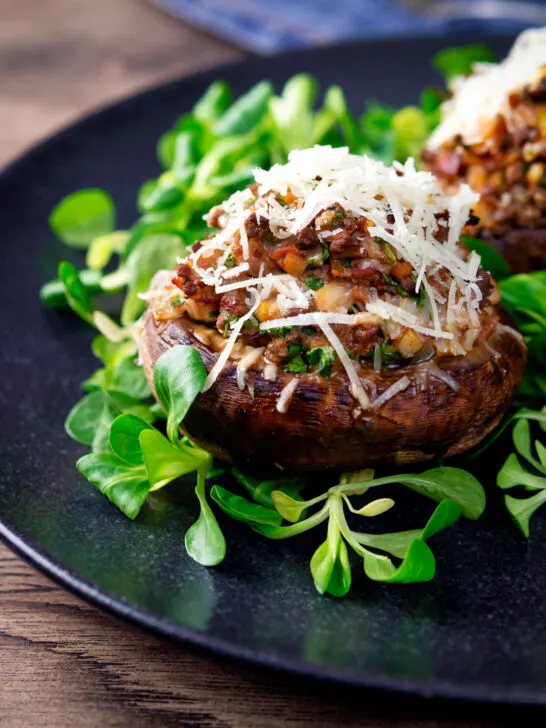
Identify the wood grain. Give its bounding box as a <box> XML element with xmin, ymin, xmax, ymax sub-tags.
<box><xmin>0</xmin><ymin>0</ymin><xmax>242</xmax><ymax>167</ymax></box>
<box><xmin>0</xmin><ymin>1</ymin><xmax>538</xmax><ymax>725</ymax></box>
<box><xmin>0</xmin><ymin>546</ymin><xmax>524</xmax><ymax>727</ymax></box>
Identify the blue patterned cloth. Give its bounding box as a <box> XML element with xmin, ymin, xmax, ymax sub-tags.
<box><xmin>154</xmin><ymin>0</ymin><xmax>546</xmax><ymax>54</ymax></box>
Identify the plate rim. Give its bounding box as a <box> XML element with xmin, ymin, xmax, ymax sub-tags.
<box><xmin>1</xmin><ymin>30</ymin><xmax>535</xmax><ymax>705</ymax></box>
<box><xmin>3</xmin><ymin>517</ymin><xmax>544</xmax><ymax>707</ymax></box>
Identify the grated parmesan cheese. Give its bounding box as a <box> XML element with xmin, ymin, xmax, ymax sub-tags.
<box><xmin>365</xmin><ymin>299</ymin><xmax>454</xmax><ymax>340</ymax></box>
<box><xmin>162</xmin><ymin>145</ymin><xmax>491</xmax><ymax>410</ymax></box>
<box><xmin>236</xmin><ymin>347</ymin><xmax>265</xmax><ymax>391</ymax></box>
<box><xmin>222</xmin><ymin>262</ymin><xmax>250</xmax><ymax>279</ymax></box>
<box><xmin>372</xmin><ymin>376</ymin><xmax>411</xmax><ymax>409</ymax></box>
<box><xmin>318</xmin><ymin>319</ymin><xmax>370</xmax><ymax>409</ymax></box>
<box><xmin>202</xmin><ymin>295</ymin><xmax>262</xmax><ymax>392</ymax></box>
<box><xmin>263</xmin><ymin>362</ymin><xmax>278</xmax><ymax>381</ymax></box>
<box><xmin>427</xmin><ymin>28</ymin><xmax>546</xmax><ymax>149</ymax></box>
<box><xmin>276</xmin><ymin>378</ymin><xmax>298</xmax><ymax>413</ymax></box>
<box><xmin>426</xmin><ymin>364</ymin><xmax>460</xmax><ymax>392</ymax></box>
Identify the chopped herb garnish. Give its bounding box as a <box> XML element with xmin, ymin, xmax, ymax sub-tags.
<box><xmin>171</xmin><ymin>295</ymin><xmax>184</xmax><ymax>307</ymax></box>
<box><xmin>335</xmin><ymin>211</ymin><xmax>345</xmax><ymax>219</ymax></box>
<box><xmin>382</xmin><ymin>272</ymin><xmax>394</xmax><ymax>285</ymax></box>
<box><xmin>304</xmin><ymin>275</ymin><xmax>324</xmax><ymax>290</ymax></box>
<box><xmin>382</xmin><ymin>338</ymin><xmax>401</xmax><ymax>361</ymax></box>
<box><xmin>287</xmin><ymin>342</ymin><xmax>304</xmax><ymax>359</ymax></box>
<box><xmin>365</xmin><ymin>338</ymin><xmax>401</xmax><ymax>364</ymax></box>
<box><xmin>283</xmin><ymin>354</ymin><xmax>308</xmax><ymax>374</ymax></box>
<box><xmin>322</xmin><ymin>245</ymin><xmax>330</xmax><ymax>262</ymax></box>
<box><xmin>395</xmin><ymin>283</ymin><xmax>410</xmax><ymax>298</ymax></box>
<box><xmin>416</xmin><ymin>286</ymin><xmax>426</xmax><ymax>307</ymax></box>
<box><xmin>383</xmin><ymin>242</ymin><xmax>397</xmax><ymax>262</ymax></box>
<box><xmin>268</xmin><ymin>326</ymin><xmax>293</xmax><ymax>338</ymax></box>
<box><xmin>307</xmin><ymin>345</ymin><xmax>336</xmax><ymax>378</ymax></box>
<box><xmin>276</xmin><ymin>194</ymin><xmax>288</xmax><ymax>207</ymax></box>
<box><xmin>223</xmin><ymin>314</ymin><xmax>238</xmax><ymax>337</ymax></box>
<box><xmin>301</xmin><ymin>325</ymin><xmax>317</xmax><ymax>336</ymax></box>
<box><xmin>243</xmin><ymin>316</ymin><xmax>259</xmax><ymax>329</ymax></box>
<box><xmin>224</xmin><ymin>254</ymin><xmax>236</xmax><ymax>269</ymax></box>
<box><xmin>343</xmin><ymin>259</ymin><xmax>352</xmax><ymax>269</ymax></box>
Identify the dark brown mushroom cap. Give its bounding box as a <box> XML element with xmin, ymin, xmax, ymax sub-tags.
<box><xmin>139</xmin><ymin>311</ymin><xmax>527</xmax><ymax>473</ymax></box>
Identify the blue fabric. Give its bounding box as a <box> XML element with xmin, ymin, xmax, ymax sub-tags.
<box><xmin>154</xmin><ymin>0</ymin><xmax>546</xmax><ymax>54</ymax></box>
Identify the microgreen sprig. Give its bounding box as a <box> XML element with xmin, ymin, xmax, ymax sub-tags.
<box><xmin>212</xmin><ymin>467</ymin><xmax>484</xmax><ymax>596</ymax></box>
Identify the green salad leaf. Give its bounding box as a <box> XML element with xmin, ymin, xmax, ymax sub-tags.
<box><xmin>76</xmin><ymin>452</ymin><xmax>150</xmax><ymax>520</ymax></box>
<box><xmin>122</xmin><ymin>233</ymin><xmax>184</xmax><ymax>326</ymax></box>
<box><xmin>50</xmin><ymin>189</ymin><xmax>115</xmax><ymax>248</ymax></box>
<box><xmin>432</xmin><ymin>44</ymin><xmax>496</xmax><ymax>84</ymax></box>
<box><xmin>109</xmin><ymin>414</ymin><xmax>154</xmax><ymax>466</ymax></box>
<box><xmin>153</xmin><ymin>345</ymin><xmax>207</xmax><ymax>444</ymax></box>
<box><xmin>311</xmin><ymin>515</ymin><xmax>352</xmax><ymax>597</ymax></box>
<box><xmin>210</xmin><ymin>486</ymin><xmax>283</xmax><ymax>527</ymax></box>
<box><xmin>496</xmin><ymin>415</ymin><xmax>546</xmax><ymax>537</ymax></box>
<box><xmin>185</xmin><ymin>466</ymin><xmax>226</xmax><ymax>566</ymax></box>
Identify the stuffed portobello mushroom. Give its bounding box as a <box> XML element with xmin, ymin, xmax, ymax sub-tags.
<box><xmin>423</xmin><ymin>29</ymin><xmax>546</xmax><ymax>273</ymax></box>
<box><xmin>137</xmin><ymin>146</ymin><xmax>526</xmax><ymax>472</ymax></box>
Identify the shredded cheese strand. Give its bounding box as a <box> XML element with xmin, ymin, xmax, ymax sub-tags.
<box><xmin>317</xmin><ymin>318</ymin><xmax>370</xmax><ymax>409</ymax></box>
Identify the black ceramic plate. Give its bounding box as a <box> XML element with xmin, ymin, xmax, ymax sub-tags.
<box><xmin>4</xmin><ymin>33</ymin><xmax>546</xmax><ymax>705</ymax></box>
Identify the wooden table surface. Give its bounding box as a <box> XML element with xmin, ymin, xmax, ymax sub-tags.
<box><xmin>0</xmin><ymin>2</ymin><xmax>541</xmax><ymax>725</ymax></box>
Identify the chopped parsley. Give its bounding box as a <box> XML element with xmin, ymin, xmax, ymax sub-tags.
<box><xmin>381</xmin><ymin>338</ymin><xmax>402</xmax><ymax>361</ymax></box>
<box><xmin>283</xmin><ymin>354</ymin><xmax>307</xmax><ymax>374</ymax></box>
<box><xmin>224</xmin><ymin>253</ymin><xmax>236</xmax><ymax>269</ymax></box>
<box><xmin>283</xmin><ymin>342</ymin><xmax>308</xmax><ymax>374</ymax></box>
<box><xmin>335</xmin><ymin>210</ymin><xmax>345</xmax><ymax>219</ymax></box>
<box><xmin>363</xmin><ymin>338</ymin><xmax>401</xmax><ymax>364</ymax></box>
<box><xmin>301</xmin><ymin>325</ymin><xmax>317</xmax><ymax>336</ymax></box>
<box><xmin>287</xmin><ymin>342</ymin><xmax>304</xmax><ymax>358</ymax></box>
<box><xmin>304</xmin><ymin>275</ymin><xmax>324</xmax><ymax>290</ymax></box>
<box><xmin>268</xmin><ymin>326</ymin><xmax>293</xmax><ymax>338</ymax></box>
<box><xmin>383</xmin><ymin>242</ymin><xmax>397</xmax><ymax>262</ymax></box>
<box><xmin>322</xmin><ymin>244</ymin><xmax>330</xmax><ymax>262</ymax></box>
<box><xmin>170</xmin><ymin>295</ymin><xmax>184</xmax><ymax>307</ymax></box>
<box><xmin>282</xmin><ymin>344</ymin><xmax>337</xmax><ymax>378</ymax></box>
<box><xmin>383</xmin><ymin>271</ymin><xmax>412</xmax><ymax>298</ymax></box>
<box><xmin>223</xmin><ymin>314</ymin><xmax>238</xmax><ymax>337</ymax></box>
<box><xmin>307</xmin><ymin>345</ymin><xmax>336</xmax><ymax>378</ymax></box>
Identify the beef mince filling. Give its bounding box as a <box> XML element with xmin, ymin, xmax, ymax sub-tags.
<box><xmin>143</xmin><ymin>147</ymin><xmax>507</xmax><ymax>412</ymax></box>
<box><xmin>142</xmin><ymin>150</ymin><xmax>499</xmax><ymax>416</ymax></box>
<box><xmin>169</xmin><ymin>206</ymin><xmax>498</xmax><ymax>374</ymax></box>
